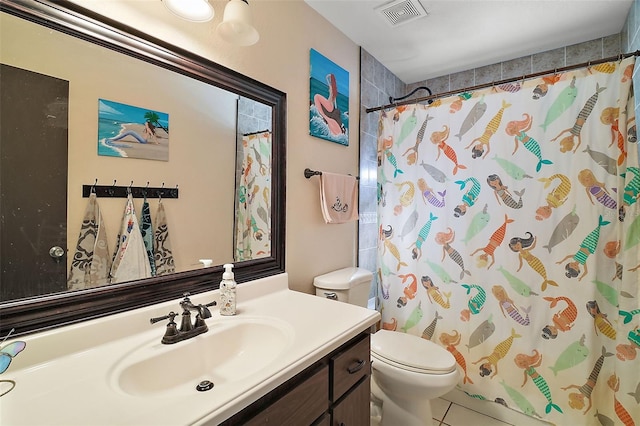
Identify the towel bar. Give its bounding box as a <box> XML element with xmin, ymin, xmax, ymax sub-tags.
<box><xmin>304</xmin><ymin>168</ymin><xmax>359</xmax><ymax>180</ymax></box>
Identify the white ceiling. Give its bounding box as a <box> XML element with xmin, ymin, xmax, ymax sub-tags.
<box><xmin>304</xmin><ymin>0</ymin><xmax>633</xmax><ymax>84</ymax></box>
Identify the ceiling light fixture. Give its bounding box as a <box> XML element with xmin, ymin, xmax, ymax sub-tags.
<box><xmin>216</xmin><ymin>0</ymin><xmax>260</xmax><ymax>47</ymax></box>
<box><xmin>163</xmin><ymin>0</ymin><xmax>214</xmax><ymax>23</ymax></box>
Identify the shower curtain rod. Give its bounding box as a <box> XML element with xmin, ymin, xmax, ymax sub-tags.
<box><xmin>365</xmin><ymin>50</ymin><xmax>640</xmax><ymax>113</ymax></box>
<box><xmin>243</xmin><ymin>129</ymin><xmax>271</xmax><ymax>136</ymax></box>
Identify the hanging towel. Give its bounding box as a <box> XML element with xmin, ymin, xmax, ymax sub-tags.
<box><xmin>319</xmin><ymin>172</ymin><xmax>359</xmax><ymax>224</ymax></box>
<box><xmin>154</xmin><ymin>198</ymin><xmax>175</xmax><ymax>276</ymax></box>
<box><xmin>110</xmin><ymin>193</ymin><xmax>151</xmax><ymax>283</ymax></box>
<box><xmin>139</xmin><ymin>196</ymin><xmax>156</xmax><ymax>276</ymax></box>
<box><xmin>67</xmin><ymin>192</ymin><xmax>111</xmax><ymax>290</ymax></box>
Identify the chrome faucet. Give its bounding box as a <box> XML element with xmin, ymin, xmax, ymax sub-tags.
<box><xmin>150</xmin><ymin>293</ymin><xmax>217</xmax><ymax>344</ymax></box>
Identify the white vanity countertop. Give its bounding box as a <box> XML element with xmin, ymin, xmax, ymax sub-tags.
<box><xmin>0</xmin><ymin>273</ymin><xmax>380</xmax><ymax>425</ymax></box>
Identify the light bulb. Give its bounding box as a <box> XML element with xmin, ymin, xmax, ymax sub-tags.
<box><xmin>163</xmin><ymin>0</ymin><xmax>214</xmax><ymax>22</ymax></box>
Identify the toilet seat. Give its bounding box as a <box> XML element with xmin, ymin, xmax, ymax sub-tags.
<box><xmin>371</xmin><ymin>330</ymin><xmax>456</xmax><ymax>374</ymax></box>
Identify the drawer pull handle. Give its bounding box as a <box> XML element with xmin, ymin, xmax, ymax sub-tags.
<box><xmin>347</xmin><ymin>359</ymin><xmax>365</xmax><ymax>374</ymax></box>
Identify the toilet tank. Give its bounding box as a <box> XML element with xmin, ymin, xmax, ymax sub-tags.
<box><xmin>313</xmin><ymin>267</ymin><xmax>373</xmax><ymax>307</ymax></box>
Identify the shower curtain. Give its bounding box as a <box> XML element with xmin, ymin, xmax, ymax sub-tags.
<box><xmin>234</xmin><ymin>131</ymin><xmax>272</xmax><ymax>261</ymax></box>
<box><xmin>377</xmin><ymin>57</ymin><xmax>639</xmax><ymax>425</ymax></box>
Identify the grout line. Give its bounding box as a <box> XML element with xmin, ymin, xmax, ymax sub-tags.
<box><xmin>447</xmin><ymin>402</ymin><xmax>516</xmax><ymax>426</ymax></box>
<box><xmin>440</xmin><ymin>400</ymin><xmax>453</xmax><ymax>424</ymax></box>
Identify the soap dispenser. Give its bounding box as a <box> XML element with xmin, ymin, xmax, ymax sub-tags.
<box><xmin>220</xmin><ymin>263</ymin><xmax>237</xmax><ymax>316</ymax></box>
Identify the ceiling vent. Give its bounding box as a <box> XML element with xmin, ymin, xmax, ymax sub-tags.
<box><xmin>375</xmin><ymin>0</ymin><xmax>428</xmax><ymax>27</ymax></box>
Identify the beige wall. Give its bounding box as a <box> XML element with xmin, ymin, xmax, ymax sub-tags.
<box><xmin>67</xmin><ymin>0</ymin><xmax>362</xmax><ymax>293</ymax></box>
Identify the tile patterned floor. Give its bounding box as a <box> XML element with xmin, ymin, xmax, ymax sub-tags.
<box><xmin>371</xmin><ymin>391</ymin><xmax>551</xmax><ymax>426</ymax></box>
<box><xmin>432</xmin><ymin>398</ymin><xmax>514</xmax><ymax>426</ymax></box>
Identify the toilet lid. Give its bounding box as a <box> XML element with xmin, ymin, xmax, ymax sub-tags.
<box><xmin>371</xmin><ymin>330</ymin><xmax>456</xmax><ymax>373</ymax></box>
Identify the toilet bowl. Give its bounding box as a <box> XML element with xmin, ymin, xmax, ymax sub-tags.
<box><xmin>371</xmin><ymin>329</ymin><xmax>459</xmax><ymax>426</ymax></box>
<box><xmin>313</xmin><ymin>268</ymin><xmax>460</xmax><ymax>426</ymax></box>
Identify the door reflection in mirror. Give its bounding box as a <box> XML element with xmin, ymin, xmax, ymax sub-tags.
<box><xmin>0</xmin><ymin>64</ymin><xmax>69</xmax><ymax>300</ymax></box>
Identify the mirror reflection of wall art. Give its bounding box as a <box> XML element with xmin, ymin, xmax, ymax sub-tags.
<box><xmin>309</xmin><ymin>48</ymin><xmax>349</xmax><ymax>146</ymax></box>
<box><xmin>97</xmin><ymin>99</ymin><xmax>169</xmax><ymax>161</ymax></box>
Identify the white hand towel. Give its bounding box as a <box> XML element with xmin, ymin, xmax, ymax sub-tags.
<box><xmin>110</xmin><ymin>194</ymin><xmax>151</xmax><ymax>283</ymax></box>
<box><xmin>319</xmin><ymin>172</ymin><xmax>359</xmax><ymax>224</ymax></box>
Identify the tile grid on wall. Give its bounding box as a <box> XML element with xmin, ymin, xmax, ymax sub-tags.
<box><xmin>404</xmin><ymin>34</ymin><xmax>623</xmax><ymax>100</ymax></box>
<box><xmin>625</xmin><ymin>0</ymin><xmax>640</xmax><ymax>121</ymax></box>
<box><xmin>359</xmin><ymin>48</ymin><xmax>407</xmax><ymax>299</ymax></box>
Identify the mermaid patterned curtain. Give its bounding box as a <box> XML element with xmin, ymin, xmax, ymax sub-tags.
<box><xmin>377</xmin><ymin>56</ymin><xmax>639</xmax><ymax>425</ymax></box>
<box><xmin>235</xmin><ymin>131</ymin><xmax>272</xmax><ymax>261</ymax></box>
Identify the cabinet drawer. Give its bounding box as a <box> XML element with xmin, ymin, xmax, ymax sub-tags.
<box><xmin>332</xmin><ymin>376</ymin><xmax>370</xmax><ymax>426</ymax></box>
<box><xmin>244</xmin><ymin>365</ymin><xmax>329</xmax><ymax>426</ymax></box>
<box><xmin>331</xmin><ymin>334</ymin><xmax>370</xmax><ymax>401</ymax></box>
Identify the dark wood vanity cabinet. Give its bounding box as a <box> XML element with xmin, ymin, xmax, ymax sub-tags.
<box><xmin>332</xmin><ymin>376</ymin><xmax>371</xmax><ymax>426</ymax></box>
<box><xmin>222</xmin><ymin>331</ymin><xmax>371</xmax><ymax>426</ymax></box>
<box><xmin>329</xmin><ymin>334</ymin><xmax>371</xmax><ymax>426</ymax></box>
<box><xmin>243</xmin><ymin>365</ymin><xmax>330</xmax><ymax>426</ymax></box>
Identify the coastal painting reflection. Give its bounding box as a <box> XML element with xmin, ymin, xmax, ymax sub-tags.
<box><xmin>98</xmin><ymin>99</ymin><xmax>169</xmax><ymax>161</ymax></box>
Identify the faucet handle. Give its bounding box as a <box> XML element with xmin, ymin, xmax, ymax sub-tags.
<box><xmin>150</xmin><ymin>311</ymin><xmax>181</xmax><ymax>344</ymax></box>
<box><xmin>204</xmin><ymin>300</ymin><xmax>217</xmax><ymax>308</ymax></box>
<box><xmin>150</xmin><ymin>311</ymin><xmax>178</xmax><ymax>325</ymax></box>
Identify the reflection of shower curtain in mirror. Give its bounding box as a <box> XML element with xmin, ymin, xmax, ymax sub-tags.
<box><xmin>235</xmin><ymin>131</ymin><xmax>272</xmax><ymax>261</ymax></box>
<box><xmin>377</xmin><ymin>57</ymin><xmax>640</xmax><ymax>425</ymax></box>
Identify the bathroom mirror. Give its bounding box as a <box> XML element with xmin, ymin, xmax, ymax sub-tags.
<box><xmin>0</xmin><ymin>0</ymin><xmax>286</xmax><ymax>337</ymax></box>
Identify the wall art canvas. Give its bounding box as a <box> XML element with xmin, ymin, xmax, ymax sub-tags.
<box><xmin>309</xmin><ymin>48</ymin><xmax>349</xmax><ymax>146</ymax></box>
<box><xmin>97</xmin><ymin>99</ymin><xmax>169</xmax><ymax>161</ymax></box>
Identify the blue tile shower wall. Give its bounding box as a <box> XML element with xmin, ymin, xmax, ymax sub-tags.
<box><xmin>359</xmin><ymin>49</ymin><xmax>405</xmax><ymax>299</ymax></box>
<box><xmin>359</xmin><ymin>21</ymin><xmax>635</xmax><ymax>300</ymax></box>
<box><xmin>626</xmin><ymin>0</ymin><xmax>640</xmax><ymax>124</ymax></box>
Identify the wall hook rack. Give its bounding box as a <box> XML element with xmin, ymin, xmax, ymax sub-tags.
<box><xmin>82</xmin><ymin>181</ymin><xmax>179</xmax><ymax>199</ymax></box>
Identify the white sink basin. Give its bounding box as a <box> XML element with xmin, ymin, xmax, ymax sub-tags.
<box><xmin>109</xmin><ymin>316</ymin><xmax>294</xmax><ymax>397</ymax></box>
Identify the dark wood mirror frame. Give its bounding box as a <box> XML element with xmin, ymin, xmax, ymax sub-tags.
<box><xmin>0</xmin><ymin>0</ymin><xmax>286</xmax><ymax>337</ymax></box>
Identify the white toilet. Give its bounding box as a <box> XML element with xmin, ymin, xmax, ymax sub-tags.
<box><xmin>314</xmin><ymin>268</ymin><xmax>460</xmax><ymax>426</ymax></box>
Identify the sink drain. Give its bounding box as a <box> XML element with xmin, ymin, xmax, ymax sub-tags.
<box><xmin>196</xmin><ymin>380</ymin><xmax>214</xmax><ymax>392</ymax></box>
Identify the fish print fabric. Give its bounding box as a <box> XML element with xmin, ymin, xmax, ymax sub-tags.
<box><xmin>377</xmin><ymin>57</ymin><xmax>639</xmax><ymax>425</ymax></box>
<box><xmin>235</xmin><ymin>132</ymin><xmax>272</xmax><ymax>260</ymax></box>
